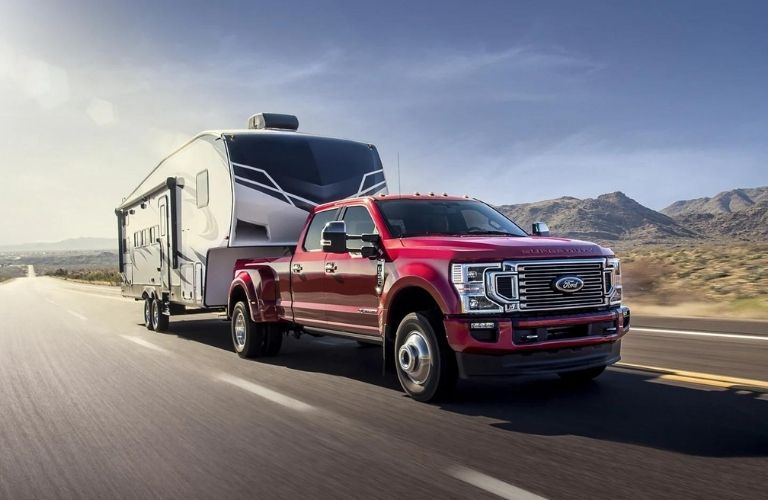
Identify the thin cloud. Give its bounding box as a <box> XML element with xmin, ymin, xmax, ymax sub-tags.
<box><xmin>406</xmin><ymin>46</ymin><xmax>602</xmax><ymax>80</ymax></box>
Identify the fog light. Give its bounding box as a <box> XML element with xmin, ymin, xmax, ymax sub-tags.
<box><xmin>470</xmin><ymin>321</ymin><xmax>496</xmax><ymax>330</ymax></box>
<box><xmin>469</xmin><ymin>321</ymin><xmax>498</xmax><ymax>342</ymax></box>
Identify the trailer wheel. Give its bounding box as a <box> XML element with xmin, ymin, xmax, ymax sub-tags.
<box><xmin>394</xmin><ymin>312</ymin><xmax>457</xmax><ymax>403</ymax></box>
<box><xmin>231</xmin><ymin>302</ymin><xmax>266</xmax><ymax>358</ymax></box>
<box><xmin>558</xmin><ymin>365</ymin><xmax>606</xmax><ymax>383</ymax></box>
<box><xmin>151</xmin><ymin>298</ymin><xmax>169</xmax><ymax>332</ymax></box>
<box><xmin>144</xmin><ymin>298</ymin><xmax>154</xmax><ymax>331</ymax></box>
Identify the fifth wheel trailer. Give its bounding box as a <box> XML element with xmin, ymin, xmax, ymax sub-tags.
<box><xmin>115</xmin><ymin>113</ymin><xmax>387</xmax><ymax>331</ymax></box>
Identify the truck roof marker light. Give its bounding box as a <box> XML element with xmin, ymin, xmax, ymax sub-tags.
<box><xmin>442</xmin><ymin>193</ymin><xmax>448</xmax><ymax>196</ymax></box>
<box><xmin>414</xmin><ymin>192</ymin><xmax>420</xmax><ymax>196</ymax></box>
<box><xmin>428</xmin><ymin>192</ymin><xmax>435</xmax><ymax>196</ymax></box>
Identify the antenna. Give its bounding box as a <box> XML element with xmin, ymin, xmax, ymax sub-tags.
<box><xmin>397</xmin><ymin>152</ymin><xmax>401</xmax><ymax>195</ymax></box>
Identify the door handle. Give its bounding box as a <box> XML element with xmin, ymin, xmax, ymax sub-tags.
<box><xmin>292</xmin><ymin>263</ymin><xmax>303</xmax><ymax>274</ymax></box>
<box><xmin>325</xmin><ymin>262</ymin><xmax>337</xmax><ymax>274</ymax></box>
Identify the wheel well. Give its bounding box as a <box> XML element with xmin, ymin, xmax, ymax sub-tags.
<box><xmin>386</xmin><ymin>287</ymin><xmax>442</xmax><ymax>340</ymax></box>
<box><xmin>229</xmin><ymin>286</ymin><xmax>248</xmax><ymax>318</ymax></box>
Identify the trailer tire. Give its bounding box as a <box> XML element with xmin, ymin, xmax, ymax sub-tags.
<box><xmin>394</xmin><ymin>312</ymin><xmax>457</xmax><ymax>403</ymax></box>
<box><xmin>144</xmin><ymin>298</ymin><xmax>154</xmax><ymax>331</ymax></box>
<box><xmin>151</xmin><ymin>298</ymin><xmax>169</xmax><ymax>332</ymax></box>
<box><xmin>231</xmin><ymin>302</ymin><xmax>266</xmax><ymax>358</ymax></box>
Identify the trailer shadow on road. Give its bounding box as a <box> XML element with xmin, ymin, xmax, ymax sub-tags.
<box><xmin>165</xmin><ymin>318</ymin><xmax>768</xmax><ymax>458</ymax></box>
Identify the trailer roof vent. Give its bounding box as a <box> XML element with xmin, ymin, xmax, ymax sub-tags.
<box><xmin>247</xmin><ymin>113</ymin><xmax>299</xmax><ymax>131</ymax></box>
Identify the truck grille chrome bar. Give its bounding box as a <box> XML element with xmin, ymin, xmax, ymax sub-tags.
<box><xmin>489</xmin><ymin>259</ymin><xmax>608</xmax><ymax>312</ymax></box>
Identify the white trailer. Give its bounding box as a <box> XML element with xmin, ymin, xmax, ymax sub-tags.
<box><xmin>116</xmin><ymin>113</ymin><xmax>387</xmax><ymax>330</ymax></box>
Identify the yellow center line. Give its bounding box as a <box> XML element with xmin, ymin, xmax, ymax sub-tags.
<box><xmin>614</xmin><ymin>362</ymin><xmax>768</xmax><ymax>391</ymax></box>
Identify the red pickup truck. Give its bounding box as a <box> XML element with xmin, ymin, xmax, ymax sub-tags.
<box><xmin>227</xmin><ymin>194</ymin><xmax>630</xmax><ymax>402</ymax></box>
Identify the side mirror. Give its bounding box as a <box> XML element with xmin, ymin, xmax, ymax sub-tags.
<box><xmin>360</xmin><ymin>233</ymin><xmax>380</xmax><ymax>245</ymax></box>
<box><xmin>321</xmin><ymin>221</ymin><xmax>348</xmax><ymax>253</ymax></box>
<box><xmin>531</xmin><ymin>222</ymin><xmax>550</xmax><ymax>237</ymax></box>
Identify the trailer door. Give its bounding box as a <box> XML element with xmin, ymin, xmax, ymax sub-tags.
<box><xmin>159</xmin><ymin>196</ymin><xmax>170</xmax><ymax>291</ymax></box>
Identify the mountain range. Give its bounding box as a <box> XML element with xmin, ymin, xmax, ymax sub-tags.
<box><xmin>498</xmin><ymin>186</ymin><xmax>768</xmax><ymax>243</ymax></box>
<box><xmin>1</xmin><ymin>187</ymin><xmax>765</xmax><ymax>250</ymax></box>
<box><xmin>0</xmin><ymin>237</ymin><xmax>116</xmax><ymax>252</ymax></box>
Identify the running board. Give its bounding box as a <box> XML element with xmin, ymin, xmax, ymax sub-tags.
<box><xmin>302</xmin><ymin>326</ymin><xmax>383</xmax><ymax>345</ymax></box>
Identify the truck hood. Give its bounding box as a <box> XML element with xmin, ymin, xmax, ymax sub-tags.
<box><xmin>391</xmin><ymin>235</ymin><xmax>612</xmax><ymax>261</ymax></box>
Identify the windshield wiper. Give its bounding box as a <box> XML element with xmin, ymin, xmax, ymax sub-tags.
<box><xmin>465</xmin><ymin>230</ymin><xmax>521</xmax><ymax>236</ymax></box>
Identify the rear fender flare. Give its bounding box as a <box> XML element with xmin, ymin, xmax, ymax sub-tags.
<box><xmin>228</xmin><ymin>266</ymin><xmax>280</xmax><ymax>323</ymax></box>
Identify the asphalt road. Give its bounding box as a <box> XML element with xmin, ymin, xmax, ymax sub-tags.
<box><xmin>0</xmin><ymin>275</ymin><xmax>766</xmax><ymax>499</ymax></box>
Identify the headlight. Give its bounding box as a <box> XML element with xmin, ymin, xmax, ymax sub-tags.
<box><xmin>451</xmin><ymin>263</ymin><xmax>503</xmax><ymax>313</ymax></box>
<box><xmin>606</xmin><ymin>257</ymin><xmax>622</xmax><ymax>305</ymax></box>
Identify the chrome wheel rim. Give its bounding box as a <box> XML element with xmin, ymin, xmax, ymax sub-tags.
<box><xmin>144</xmin><ymin>300</ymin><xmax>151</xmax><ymax>325</ymax></box>
<box><xmin>233</xmin><ymin>312</ymin><xmax>246</xmax><ymax>351</ymax></box>
<box><xmin>398</xmin><ymin>330</ymin><xmax>432</xmax><ymax>385</ymax></box>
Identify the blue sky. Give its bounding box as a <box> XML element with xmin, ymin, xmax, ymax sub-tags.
<box><xmin>0</xmin><ymin>0</ymin><xmax>766</xmax><ymax>243</ymax></box>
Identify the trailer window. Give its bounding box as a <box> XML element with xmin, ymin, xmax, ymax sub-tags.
<box><xmin>196</xmin><ymin>170</ymin><xmax>209</xmax><ymax>208</ymax></box>
<box><xmin>160</xmin><ymin>204</ymin><xmax>168</xmax><ymax>236</ymax></box>
<box><xmin>303</xmin><ymin>209</ymin><xmax>338</xmax><ymax>251</ymax></box>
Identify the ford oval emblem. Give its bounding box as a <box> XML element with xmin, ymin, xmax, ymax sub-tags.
<box><xmin>553</xmin><ymin>276</ymin><xmax>584</xmax><ymax>293</ymax></box>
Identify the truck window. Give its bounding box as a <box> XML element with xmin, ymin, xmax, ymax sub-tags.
<box><xmin>196</xmin><ymin>170</ymin><xmax>209</xmax><ymax>208</ymax></box>
<box><xmin>303</xmin><ymin>209</ymin><xmax>338</xmax><ymax>251</ymax></box>
<box><xmin>342</xmin><ymin>206</ymin><xmax>376</xmax><ymax>251</ymax></box>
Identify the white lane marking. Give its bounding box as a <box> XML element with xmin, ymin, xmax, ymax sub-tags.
<box><xmin>447</xmin><ymin>467</ymin><xmax>548</xmax><ymax>500</ymax></box>
<box><xmin>217</xmin><ymin>373</ymin><xmax>315</xmax><ymax>412</ymax></box>
<box><xmin>57</xmin><ymin>288</ymin><xmax>127</xmax><ymax>301</ymax></box>
<box><xmin>633</xmin><ymin>327</ymin><xmax>768</xmax><ymax>342</ymax></box>
<box><xmin>45</xmin><ymin>298</ymin><xmax>87</xmax><ymax>320</ymax></box>
<box><xmin>27</xmin><ymin>265</ymin><xmax>35</xmax><ymax>278</ymax></box>
<box><xmin>67</xmin><ymin>309</ymin><xmax>88</xmax><ymax>321</ymax></box>
<box><xmin>120</xmin><ymin>335</ymin><xmax>171</xmax><ymax>355</ymax></box>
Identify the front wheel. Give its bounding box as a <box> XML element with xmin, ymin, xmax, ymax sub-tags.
<box><xmin>558</xmin><ymin>365</ymin><xmax>606</xmax><ymax>382</ymax></box>
<box><xmin>394</xmin><ymin>312</ymin><xmax>457</xmax><ymax>402</ymax></box>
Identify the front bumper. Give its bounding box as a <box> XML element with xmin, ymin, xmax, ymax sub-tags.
<box><xmin>457</xmin><ymin>340</ymin><xmax>621</xmax><ymax>378</ymax></box>
<box><xmin>444</xmin><ymin>306</ymin><xmax>630</xmax><ymax>378</ymax></box>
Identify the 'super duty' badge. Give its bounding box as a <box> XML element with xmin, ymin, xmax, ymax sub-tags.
<box><xmin>553</xmin><ymin>276</ymin><xmax>584</xmax><ymax>293</ymax></box>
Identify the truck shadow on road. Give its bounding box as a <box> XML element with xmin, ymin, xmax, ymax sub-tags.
<box><xmin>443</xmin><ymin>373</ymin><xmax>768</xmax><ymax>458</ymax></box>
<box><xmin>167</xmin><ymin>319</ymin><xmax>768</xmax><ymax>458</ymax></box>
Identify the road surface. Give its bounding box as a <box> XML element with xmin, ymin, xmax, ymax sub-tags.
<box><xmin>0</xmin><ymin>274</ymin><xmax>766</xmax><ymax>499</ymax></box>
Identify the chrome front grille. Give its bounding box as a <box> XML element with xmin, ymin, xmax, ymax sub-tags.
<box><xmin>517</xmin><ymin>260</ymin><xmax>606</xmax><ymax>311</ymax></box>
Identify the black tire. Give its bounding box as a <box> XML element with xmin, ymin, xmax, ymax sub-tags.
<box><xmin>151</xmin><ymin>298</ymin><xmax>169</xmax><ymax>332</ymax></box>
<box><xmin>231</xmin><ymin>302</ymin><xmax>266</xmax><ymax>358</ymax></box>
<box><xmin>394</xmin><ymin>312</ymin><xmax>457</xmax><ymax>403</ymax></box>
<box><xmin>558</xmin><ymin>365</ymin><xmax>606</xmax><ymax>382</ymax></box>
<box><xmin>144</xmin><ymin>298</ymin><xmax>154</xmax><ymax>331</ymax></box>
<box><xmin>264</xmin><ymin>324</ymin><xmax>283</xmax><ymax>357</ymax></box>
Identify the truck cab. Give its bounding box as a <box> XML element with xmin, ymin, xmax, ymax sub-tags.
<box><xmin>228</xmin><ymin>194</ymin><xmax>630</xmax><ymax>402</ymax></box>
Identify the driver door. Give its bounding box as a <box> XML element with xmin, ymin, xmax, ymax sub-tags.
<box><xmin>323</xmin><ymin>205</ymin><xmax>380</xmax><ymax>336</ymax></box>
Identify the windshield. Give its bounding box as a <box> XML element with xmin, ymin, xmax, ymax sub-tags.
<box><xmin>376</xmin><ymin>199</ymin><xmax>527</xmax><ymax>238</ymax></box>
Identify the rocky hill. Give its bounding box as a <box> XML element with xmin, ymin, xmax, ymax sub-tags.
<box><xmin>499</xmin><ymin>187</ymin><xmax>768</xmax><ymax>243</ymax></box>
<box><xmin>498</xmin><ymin>192</ymin><xmax>698</xmax><ymax>242</ymax></box>
<box><xmin>662</xmin><ymin>187</ymin><xmax>768</xmax><ymax>242</ymax></box>
<box><xmin>662</xmin><ymin>186</ymin><xmax>768</xmax><ymax>217</ymax></box>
